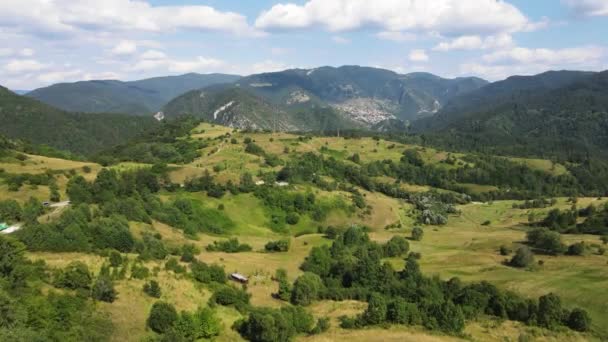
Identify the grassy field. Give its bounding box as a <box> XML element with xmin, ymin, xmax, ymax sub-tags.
<box><xmin>4</xmin><ymin>124</ymin><xmax>606</xmax><ymax>341</ymax></box>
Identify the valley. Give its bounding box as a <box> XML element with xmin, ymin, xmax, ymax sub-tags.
<box><xmin>2</xmin><ymin>122</ymin><xmax>607</xmax><ymax>341</ymax></box>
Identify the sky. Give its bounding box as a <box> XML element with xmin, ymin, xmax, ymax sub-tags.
<box><xmin>0</xmin><ymin>0</ymin><xmax>607</xmax><ymax>89</ymax></box>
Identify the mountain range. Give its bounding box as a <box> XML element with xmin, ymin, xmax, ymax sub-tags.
<box><xmin>26</xmin><ymin>73</ymin><xmax>240</xmax><ymax>115</ymax></box>
<box><xmin>4</xmin><ymin>66</ymin><xmax>608</xmax><ymax>160</ymax></box>
<box><xmin>162</xmin><ymin>66</ymin><xmax>488</xmax><ymax>129</ymax></box>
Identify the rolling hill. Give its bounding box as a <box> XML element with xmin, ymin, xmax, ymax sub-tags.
<box><xmin>0</xmin><ymin>86</ymin><xmax>158</xmax><ymax>155</ymax></box>
<box><xmin>27</xmin><ymin>73</ymin><xmax>241</xmax><ymax>115</ymax></box>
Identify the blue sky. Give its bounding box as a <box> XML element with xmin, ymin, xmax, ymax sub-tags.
<box><xmin>0</xmin><ymin>0</ymin><xmax>606</xmax><ymax>89</ymax></box>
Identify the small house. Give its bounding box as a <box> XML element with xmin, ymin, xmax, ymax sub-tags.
<box><xmin>230</xmin><ymin>273</ymin><xmax>249</xmax><ymax>284</ymax></box>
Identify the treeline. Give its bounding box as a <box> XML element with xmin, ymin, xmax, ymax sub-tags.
<box><xmin>540</xmin><ymin>202</ymin><xmax>608</xmax><ymax>235</ymax></box>
<box><xmin>280</xmin><ymin>226</ymin><xmax>591</xmax><ymax>335</ymax></box>
<box><xmin>95</xmin><ymin>116</ymin><xmax>204</xmax><ymax>165</ymax></box>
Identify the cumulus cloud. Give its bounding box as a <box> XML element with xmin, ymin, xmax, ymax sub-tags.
<box><xmin>461</xmin><ymin>45</ymin><xmax>607</xmax><ymax>80</ymax></box>
<box><xmin>0</xmin><ymin>0</ymin><xmax>259</xmax><ymax>37</ymax></box>
<box><xmin>111</xmin><ymin>40</ymin><xmax>137</xmax><ymax>55</ymax></box>
<box><xmin>256</xmin><ymin>0</ymin><xmax>531</xmax><ymax>37</ymax></box>
<box><xmin>4</xmin><ymin>59</ymin><xmax>47</xmax><ymax>74</ymax></box>
<box><xmin>563</xmin><ymin>0</ymin><xmax>608</xmax><ymax>16</ymax></box>
<box><xmin>433</xmin><ymin>34</ymin><xmax>514</xmax><ymax>51</ymax></box>
<box><xmin>132</xmin><ymin>52</ymin><xmax>226</xmax><ymax>73</ymax></box>
<box><xmin>409</xmin><ymin>49</ymin><xmax>429</xmax><ymax>62</ymax></box>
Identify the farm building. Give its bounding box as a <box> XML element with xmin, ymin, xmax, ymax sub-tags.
<box><xmin>230</xmin><ymin>273</ymin><xmax>249</xmax><ymax>284</ymax></box>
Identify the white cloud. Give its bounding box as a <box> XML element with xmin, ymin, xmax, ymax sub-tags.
<box><xmin>461</xmin><ymin>45</ymin><xmax>607</xmax><ymax>80</ymax></box>
<box><xmin>256</xmin><ymin>0</ymin><xmax>531</xmax><ymax>37</ymax></box>
<box><xmin>433</xmin><ymin>34</ymin><xmax>514</xmax><ymax>51</ymax></box>
<box><xmin>376</xmin><ymin>31</ymin><xmax>416</xmax><ymax>42</ymax></box>
<box><xmin>482</xmin><ymin>46</ymin><xmax>605</xmax><ymax>65</ymax></box>
<box><xmin>250</xmin><ymin>60</ymin><xmax>292</xmax><ymax>74</ymax></box>
<box><xmin>408</xmin><ymin>49</ymin><xmax>429</xmax><ymax>62</ymax></box>
<box><xmin>140</xmin><ymin>50</ymin><xmax>167</xmax><ymax>60</ymax></box>
<box><xmin>37</xmin><ymin>69</ymin><xmax>84</xmax><ymax>84</ymax></box>
<box><xmin>4</xmin><ymin>59</ymin><xmax>47</xmax><ymax>74</ymax></box>
<box><xmin>0</xmin><ymin>0</ymin><xmax>259</xmax><ymax>37</ymax></box>
<box><xmin>332</xmin><ymin>36</ymin><xmax>350</xmax><ymax>44</ymax></box>
<box><xmin>132</xmin><ymin>54</ymin><xmax>226</xmax><ymax>73</ymax></box>
<box><xmin>111</xmin><ymin>40</ymin><xmax>137</xmax><ymax>55</ymax></box>
<box><xmin>563</xmin><ymin>0</ymin><xmax>608</xmax><ymax>16</ymax></box>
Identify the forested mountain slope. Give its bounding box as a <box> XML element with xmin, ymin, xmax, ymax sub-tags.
<box><xmin>27</xmin><ymin>73</ymin><xmax>240</xmax><ymax>115</ymax></box>
<box><xmin>0</xmin><ymin>86</ymin><xmax>157</xmax><ymax>155</ymax></box>
<box><xmin>413</xmin><ymin>70</ymin><xmax>608</xmax><ymax>159</ymax></box>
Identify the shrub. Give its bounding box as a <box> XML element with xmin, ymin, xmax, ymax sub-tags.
<box><xmin>286</xmin><ymin>212</ymin><xmax>300</xmax><ymax>225</ymax></box>
<box><xmin>92</xmin><ymin>276</ymin><xmax>117</xmax><ymax>303</ymax></box>
<box><xmin>567</xmin><ymin>308</ymin><xmax>591</xmax><ymax>332</ymax></box>
<box><xmin>567</xmin><ymin>242</ymin><xmax>587</xmax><ymax>256</ymax></box>
<box><xmin>383</xmin><ymin>236</ymin><xmax>410</xmax><ymax>257</ymax></box>
<box><xmin>147</xmin><ymin>301</ymin><xmax>178</xmax><ymax>334</ymax></box>
<box><xmin>411</xmin><ymin>227</ymin><xmax>424</xmax><ymax>241</ymax></box>
<box><xmin>291</xmin><ymin>273</ymin><xmax>324</xmax><ymax>306</ymax></box>
<box><xmin>509</xmin><ymin>246</ymin><xmax>535</xmax><ymax>268</ymax></box>
<box><xmin>206</xmin><ymin>238</ymin><xmax>252</xmax><ymax>253</ymax></box>
<box><xmin>143</xmin><ymin>280</ymin><xmax>162</xmax><ymax>298</ymax></box>
<box><xmin>265</xmin><ymin>239</ymin><xmax>290</xmax><ymax>252</ymax></box>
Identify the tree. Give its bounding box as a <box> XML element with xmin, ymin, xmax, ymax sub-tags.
<box><xmin>275</xmin><ymin>269</ymin><xmax>291</xmax><ymax>301</ymax></box>
<box><xmin>509</xmin><ymin>246</ymin><xmax>535</xmax><ymax>268</ymax></box>
<box><xmin>143</xmin><ymin>280</ymin><xmax>162</xmax><ymax>298</ymax></box>
<box><xmin>384</xmin><ymin>236</ymin><xmax>410</xmax><ymax>257</ymax></box>
<box><xmin>148</xmin><ymin>301</ymin><xmax>178</xmax><ymax>334</ymax></box>
<box><xmin>387</xmin><ymin>298</ymin><xmax>421</xmax><ymax>325</ymax></box>
<box><xmin>286</xmin><ymin>212</ymin><xmax>300</xmax><ymax>225</ymax></box>
<box><xmin>66</xmin><ymin>176</ymin><xmax>92</xmax><ymax>204</ymax></box>
<box><xmin>567</xmin><ymin>242</ymin><xmax>586</xmax><ymax>256</ymax></box>
<box><xmin>291</xmin><ymin>273</ymin><xmax>323</xmax><ymax>306</ymax></box>
<box><xmin>196</xmin><ymin>307</ymin><xmax>222</xmax><ymax>338</ymax></box>
<box><xmin>22</xmin><ymin>197</ymin><xmax>43</xmax><ymax>223</ymax></box>
<box><xmin>538</xmin><ymin>293</ymin><xmax>562</xmax><ymax>330</ymax></box>
<box><xmin>567</xmin><ymin>308</ymin><xmax>591</xmax><ymax>332</ymax></box>
<box><xmin>49</xmin><ymin>182</ymin><xmax>61</xmax><ymax>202</ymax></box>
<box><xmin>411</xmin><ymin>227</ymin><xmax>424</xmax><ymax>241</ymax></box>
<box><xmin>363</xmin><ymin>293</ymin><xmax>387</xmax><ymax>325</ymax></box>
<box><xmin>92</xmin><ymin>276</ymin><xmax>117</xmax><ymax>303</ymax></box>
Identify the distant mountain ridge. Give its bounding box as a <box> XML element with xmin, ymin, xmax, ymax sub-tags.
<box><xmin>0</xmin><ymin>85</ymin><xmax>157</xmax><ymax>155</ymax></box>
<box><xmin>413</xmin><ymin>70</ymin><xmax>608</xmax><ymax>159</ymax></box>
<box><xmin>163</xmin><ymin>66</ymin><xmax>487</xmax><ymax>130</ymax></box>
<box><xmin>27</xmin><ymin>73</ymin><xmax>241</xmax><ymax>115</ymax></box>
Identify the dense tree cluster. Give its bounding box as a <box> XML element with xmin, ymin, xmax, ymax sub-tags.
<box><xmin>0</xmin><ymin>235</ymin><xmax>113</xmax><ymax>340</ymax></box>
<box><xmin>292</xmin><ymin>227</ymin><xmax>590</xmax><ymax>335</ymax></box>
<box><xmin>147</xmin><ymin>302</ymin><xmax>222</xmax><ymax>340</ymax></box>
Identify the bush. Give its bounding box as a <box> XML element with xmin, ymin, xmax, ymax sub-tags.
<box><xmin>567</xmin><ymin>308</ymin><xmax>591</xmax><ymax>332</ymax></box>
<box><xmin>210</xmin><ymin>285</ymin><xmax>251</xmax><ymax>309</ymax></box>
<box><xmin>265</xmin><ymin>239</ymin><xmax>290</xmax><ymax>252</ymax></box>
<box><xmin>383</xmin><ymin>236</ymin><xmax>410</xmax><ymax>257</ymax></box>
<box><xmin>53</xmin><ymin>262</ymin><xmax>92</xmax><ymax>290</ymax></box>
<box><xmin>411</xmin><ymin>227</ymin><xmax>424</xmax><ymax>241</ymax></box>
<box><xmin>311</xmin><ymin>317</ymin><xmax>330</xmax><ymax>334</ymax></box>
<box><xmin>143</xmin><ymin>280</ymin><xmax>162</xmax><ymax>298</ymax></box>
<box><xmin>567</xmin><ymin>242</ymin><xmax>587</xmax><ymax>256</ymax></box>
<box><xmin>206</xmin><ymin>238</ymin><xmax>252</xmax><ymax>253</ymax></box>
<box><xmin>148</xmin><ymin>301</ymin><xmax>178</xmax><ymax>334</ymax></box>
<box><xmin>191</xmin><ymin>261</ymin><xmax>226</xmax><ymax>284</ymax></box>
<box><xmin>509</xmin><ymin>246</ymin><xmax>535</xmax><ymax>268</ymax></box>
<box><xmin>108</xmin><ymin>250</ymin><xmax>123</xmax><ymax>267</ymax></box>
<box><xmin>286</xmin><ymin>212</ymin><xmax>300</xmax><ymax>225</ymax></box>
<box><xmin>291</xmin><ymin>273</ymin><xmax>324</xmax><ymax>306</ymax></box>
<box><xmin>92</xmin><ymin>276</ymin><xmax>117</xmax><ymax>303</ymax></box>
